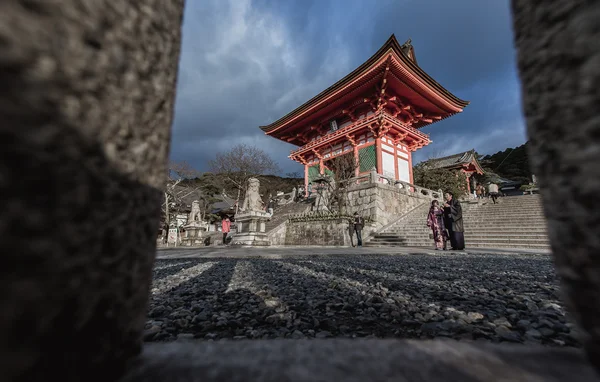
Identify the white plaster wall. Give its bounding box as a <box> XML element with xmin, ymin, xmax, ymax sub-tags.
<box><xmin>382</xmin><ymin>151</ymin><xmax>395</xmax><ymax>179</ymax></box>
<box><xmin>397</xmin><ymin>158</ymin><xmax>410</xmax><ymax>183</ymax></box>
<box><xmin>397</xmin><ymin>150</ymin><xmax>409</xmax><ymax>159</ymax></box>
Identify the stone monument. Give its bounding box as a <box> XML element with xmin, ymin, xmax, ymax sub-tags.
<box><xmin>181</xmin><ymin>200</ymin><xmax>207</xmax><ymax>246</ymax></box>
<box><xmin>232</xmin><ymin>178</ymin><xmax>270</xmax><ymax>246</ymax></box>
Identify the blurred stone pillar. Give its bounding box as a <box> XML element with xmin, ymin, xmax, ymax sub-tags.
<box><xmin>512</xmin><ymin>0</ymin><xmax>600</xmax><ymax>370</ymax></box>
<box><xmin>0</xmin><ymin>1</ymin><xmax>184</xmax><ymax>380</ymax></box>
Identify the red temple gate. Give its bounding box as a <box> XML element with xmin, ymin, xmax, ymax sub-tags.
<box><xmin>260</xmin><ymin>35</ymin><xmax>469</xmax><ymax>193</ymax></box>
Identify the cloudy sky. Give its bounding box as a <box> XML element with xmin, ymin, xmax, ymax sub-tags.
<box><xmin>170</xmin><ymin>0</ymin><xmax>527</xmax><ymax>175</ymax></box>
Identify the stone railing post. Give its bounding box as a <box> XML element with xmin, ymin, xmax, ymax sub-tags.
<box><xmin>0</xmin><ymin>2</ymin><xmax>185</xmax><ymax>381</ymax></box>
<box><xmin>370</xmin><ymin>169</ymin><xmax>378</xmax><ymax>184</ymax></box>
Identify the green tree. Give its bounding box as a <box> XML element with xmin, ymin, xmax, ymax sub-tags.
<box><xmin>413</xmin><ymin>162</ymin><xmax>468</xmax><ymax>198</ymax></box>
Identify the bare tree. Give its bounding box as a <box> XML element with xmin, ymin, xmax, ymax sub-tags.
<box><xmin>208</xmin><ymin>144</ymin><xmax>280</xmax><ymax>210</ymax></box>
<box><xmin>319</xmin><ymin>153</ymin><xmax>358</xmax><ymax>214</ymax></box>
<box><xmin>162</xmin><ymin>160</ymin><xmax>201</xmax><ymax>240</ymax></box>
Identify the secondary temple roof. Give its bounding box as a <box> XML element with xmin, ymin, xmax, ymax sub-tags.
<box><xmin>260</xmin><ymin>34</ymin><xmax>469</xmax><ymax>139</ymax></box>
<box><xmin>427</xmin><ymin>149</ymin><xmax>484</xmax><ymax>174</ymax></box>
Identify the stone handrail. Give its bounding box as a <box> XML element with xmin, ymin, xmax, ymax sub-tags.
<box><xmin>289</xmin><ymin>211</ymin><xmax>373</xmax><ymax>223</ymax></box>
<box><xmin>393</xmin><ymin>179</ymin><xmax>444</xmax><ymax>200</ymax></box>
<box><xmin>340</xmin><ymin>171</ymin><xmax>443</xmax><ymax>200</ymax></box>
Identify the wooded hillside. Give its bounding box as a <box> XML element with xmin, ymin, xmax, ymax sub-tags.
<box><xmin>184</xmin><ymin>173</ymin><xmax>302</xmax><ymax>201</ymax></box>
<box><xmin>480</xmin><ymin>142</ymin><xmax>531</xmax><ymax>183</ymax></box>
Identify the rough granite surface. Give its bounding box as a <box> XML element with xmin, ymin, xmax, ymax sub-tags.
<box><xmin>512</xmin><ymin>0</ymin><xmax>600</xmax><ymax>370</ymax></box>
<box><xmin>122</xmin><ymin>340</ymin><xmax>598</xmax><ymax>382</ymax></box>
<box><xmin>0</xmin><ymin>1</ymin><xmax>183</xmax><ymax>381</ymax></box>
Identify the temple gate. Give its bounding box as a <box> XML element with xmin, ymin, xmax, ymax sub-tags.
<box><xmin>260</xmin><ymin>35</ymin><xmax>469</xmax><ymax>193</ymax></box>
<box><xmin>426</xmin><ymin>149</ymin><xmax>485</xmax><ymax>193</ymax></box>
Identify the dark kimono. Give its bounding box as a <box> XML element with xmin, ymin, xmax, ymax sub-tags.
<box><xmin>447</xmin><ymin>198</ymin><xmax>465</xmax><ymax>250</ymax></box>
<box><xmin>348</xmin><ymin>218</ymin><xmax>355</xmax><ymax>247</ymax></box>
<box><xmin>427</xmin><ymin>206</ymin><xmax>448</xmax><ymax>250</ymax></box>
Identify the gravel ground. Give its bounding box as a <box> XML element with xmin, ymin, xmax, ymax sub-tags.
<box><xmin>145</xmin><ymin>253</ymin><xmax>580</xmax><ymax>347</ymax></box>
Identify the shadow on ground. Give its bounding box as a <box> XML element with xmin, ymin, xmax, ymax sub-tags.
<box><xmin>145</xmin><ymin>254</ymin><xmax>579</xmax><ymax>347</ymax></box>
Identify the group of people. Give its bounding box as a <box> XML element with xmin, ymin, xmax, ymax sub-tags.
<box><xmin>475</xmin><ymin>182</ymin><xmax>501</xmax><ymax>204</ymax></box>
<box><xmin>426</xmin><ymin>192</ymin><xmax>465</xmax><ymax>251</ymax></box>
<box><xmin>293</xmin><ymin>182</ymin><xmax>314</xmax><ymax>202</ymax></box>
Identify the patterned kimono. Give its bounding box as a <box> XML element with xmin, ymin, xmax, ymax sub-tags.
<box><xmin>427</xmin><ymin>206</ymin><xmax>448</xmax><ymax>250</ymax></box>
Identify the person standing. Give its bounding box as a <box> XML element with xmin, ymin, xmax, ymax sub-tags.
<box><xmin>444</xmin><ymin>192</ymin><xmax>465</xmax><ymax>250</ymax></box>
<box><xmin>348</xmin><ymin>216</ymin><xmax>356</xmax><ymax>247</ymax></box>
<box><xmin>443</xmin><ymin>202</ymin><xmax>454</xmax><ymax>249</ymax></box>
<box><xmin>476</xmin><ymin>184</ymin><xmax>484</xmax><ymax>199</ymax></box>
<box><xmin>488</xmin><ymin>182</ymin><xmax>499</xmax><ymax>204</ymax></box>
<box><xmin>221</xmin><ymin>216</ymin><xmax>231</xmax><ymax>245</ymax></box>
<box><xmin>353</xmin><ymin>212</ymin><xmax>364</xmax><ymax>247</ymax></box>
<box><xmin>427</xmin><ymin>200</ymin><xmax>448</xmax><ymax>250</ymax></box>
<box><xmin>307</xmin><ymin>182</ymin><xmax>313</xmax><ymax>198</ymax></box>
<box><xmin>266</xmin><ymin>198</ymin><xmax>274</xmax><ymax>218</ymax></box>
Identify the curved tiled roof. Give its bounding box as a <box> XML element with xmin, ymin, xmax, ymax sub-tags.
<box><xmin>427</xmin><ymin>149</ymin><xmax>484</xmax><ymax>174</ymax></box>
<box><xmin>260</xmin><ymin>34</ymin><xmax>469</xmax><ymax>134</ymax></box>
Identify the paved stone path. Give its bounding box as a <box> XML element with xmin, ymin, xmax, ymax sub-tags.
<box><xmin>147</xmin><ymin>247</ymin><xmax>575</xmax><ymax>347</ymax></box>
<box><xmin>156</xmin><ymin>246</ymin><xmax>551</xmax><ymax>259</ymax></box>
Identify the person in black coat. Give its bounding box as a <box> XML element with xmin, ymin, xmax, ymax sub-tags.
<box><xmin>348</xmin><ymin>217</ymin><xmax>355</xmax><ymax>247</ymax></box>
<box><xmin>353</xmin><ymin>212</ymin><xmax>364</xmax><ymax>247</ymax></box>
<box><xmin>444</xmin><ymin>192</ymin><xmax>465</xmax><ymax>250</ymax></box>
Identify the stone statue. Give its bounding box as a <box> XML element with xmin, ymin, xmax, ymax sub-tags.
<box><xmin>241</xmin><ymin>178</ymin><xmax>263</xmax><ymax>212</ymax></box>
<box><xmin>188</xmin><ymin>200</ymin><xmax>201</xmax><ymax>224</ymax></box>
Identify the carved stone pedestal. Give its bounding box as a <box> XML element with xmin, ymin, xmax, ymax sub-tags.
<box><xmin>181</xmin><ymin>224</ymin><xmax>207</xmax><ymax>246</ymax></box>
<box><xmin>231</xmin><ymin>211</ymin><xmax>270</xmax><ymax>247</ymax></box>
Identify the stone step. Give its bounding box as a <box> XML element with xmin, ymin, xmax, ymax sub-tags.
<box><xmin>370</xmin><ymin>236</ymin><xmax>550</xmax><ymax>244</ymax></box>
<box><xmin>399</xmin><ymin>212</ymin><xmax>546</xmax><ymax>218</ymax></box>
<box><xmin>375</xmin><ymin>233</ymin><xmax>549</xmax><ymax>240</ymax></box>
<box><xmin>364</xmin><ymin>242</ymin><xmax>551</xmax><ymax>249</ymax></box>
<box><xmin>463</xmin><ymin>213</ymin><xmax>546</xmax><ymax>216</ymax></box>
<box><xmin>464</xmin><ymin>220</ymin><xmax>547</xmax><ymax>224</ymax></box>
<box><xmin>464</xmin><ymin>205</ymin><xmax>544</xmax><ymax>209</ymax></box>
<box><xmin>365</xmin><ymin>238</ymin><xmax>551</xmax><ymax>248</ymax></box>
<box><xmin>368</xmin><ymin>237</ymin><xmax>550</xmax><ymax>248</ymax></box>
<box><xmin>384</xmin><ymin>227</ymin><xmax>548</xmax><ymax>233</ymax></box>
<box><xmin>385</xmin><ymin>225</ymin><xmax>549</xmax><ymax>232</ymax></box>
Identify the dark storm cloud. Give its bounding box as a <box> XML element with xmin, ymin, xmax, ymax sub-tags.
<box><xmin>170</xmin><ymin>0</ymin><xmax>526</xmax><ymax>174</ymax></box>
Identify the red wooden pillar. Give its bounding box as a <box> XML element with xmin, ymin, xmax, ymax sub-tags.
<box><xmin>304</xmin><ymin>164</ymin><xmax>309</xmax><ymax>197</ymax></box>
<box><xmin>393</xmin><ymin>143</ymin><xmax>399</xmax><ymax>180</ymax></box>
<box><xmin>375</xmin><ymin>137</ymin><xmax>383</xmax><ymax>174</ymax></box>
<box><xmin>465</xmin><ymin>172</ymin><xmax>471</xmax><ymax>194</ymax></box>
<box><xmin>319</xmin><ymin>159</ymin><xmax>324</xmax><ymax>175</ymax></box>
<box><xmin>354</xmin><ymin>145</ymin><xmax>359</xmax><ymax>177</ymax></box>
<box><xmin>408</xmin><ymin>148</ymin><xmax>414</xmax><ymax>184</ymax></box>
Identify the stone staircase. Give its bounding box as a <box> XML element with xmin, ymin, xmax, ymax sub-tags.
<box><xmin>264</xmin><ymin>199</ymin><xmax>313</xmax><ymax>234</ymax></box>
<box><xmin>365</xmin><ymin>195</ymin><xmax>550</xmax><ymax>250</ymax></box>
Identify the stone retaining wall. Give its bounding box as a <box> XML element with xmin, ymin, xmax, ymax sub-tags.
<box><xmin>346</xmin><ymin>182</ymin><xmax>433</xmax><ymax>231</ymax></box>
<box><xmin>267</xmin><ymin>221</ymin><xmax>287</xmax><ymax>246</ymax></box>
<box><xmin>284</xmin><ymin>181</ymin><xmax>438</xmax><ymax>246</ymax></box>
<box><xmin>285</xmin><ymin>218</ymin><xmax>352</xmax><ymax>246</ymax></box>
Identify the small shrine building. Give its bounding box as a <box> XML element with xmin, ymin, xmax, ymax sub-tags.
<box><xmin>426</xmin><ymin>149</ymin><xmax>485</xmax><ymax>193</ymax></box>
<box><xmin>260</xmin><ymin>35</ymin><xmax>469</xmax><ymax>193</ymax></box>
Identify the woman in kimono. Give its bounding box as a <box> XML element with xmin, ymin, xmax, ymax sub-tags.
<box><xmin>444</xmin><ymin>192</ymin><xmax>465</xmax><ymax>250</ymax></box>
<box><xmin>427</xmin><ymin>200</ymin><xmax>448</xmax><ymax>250</ymax></box>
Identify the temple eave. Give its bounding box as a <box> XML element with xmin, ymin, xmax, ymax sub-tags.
<box><xmin>260</xmin><ymin>35</ymin><xmax>469</xmax><ymax>135</ymax></box>
<box><xmin>288</xmin><ymin>111</ymin><xmax>431</xmax><ymax>159</ymax></box>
